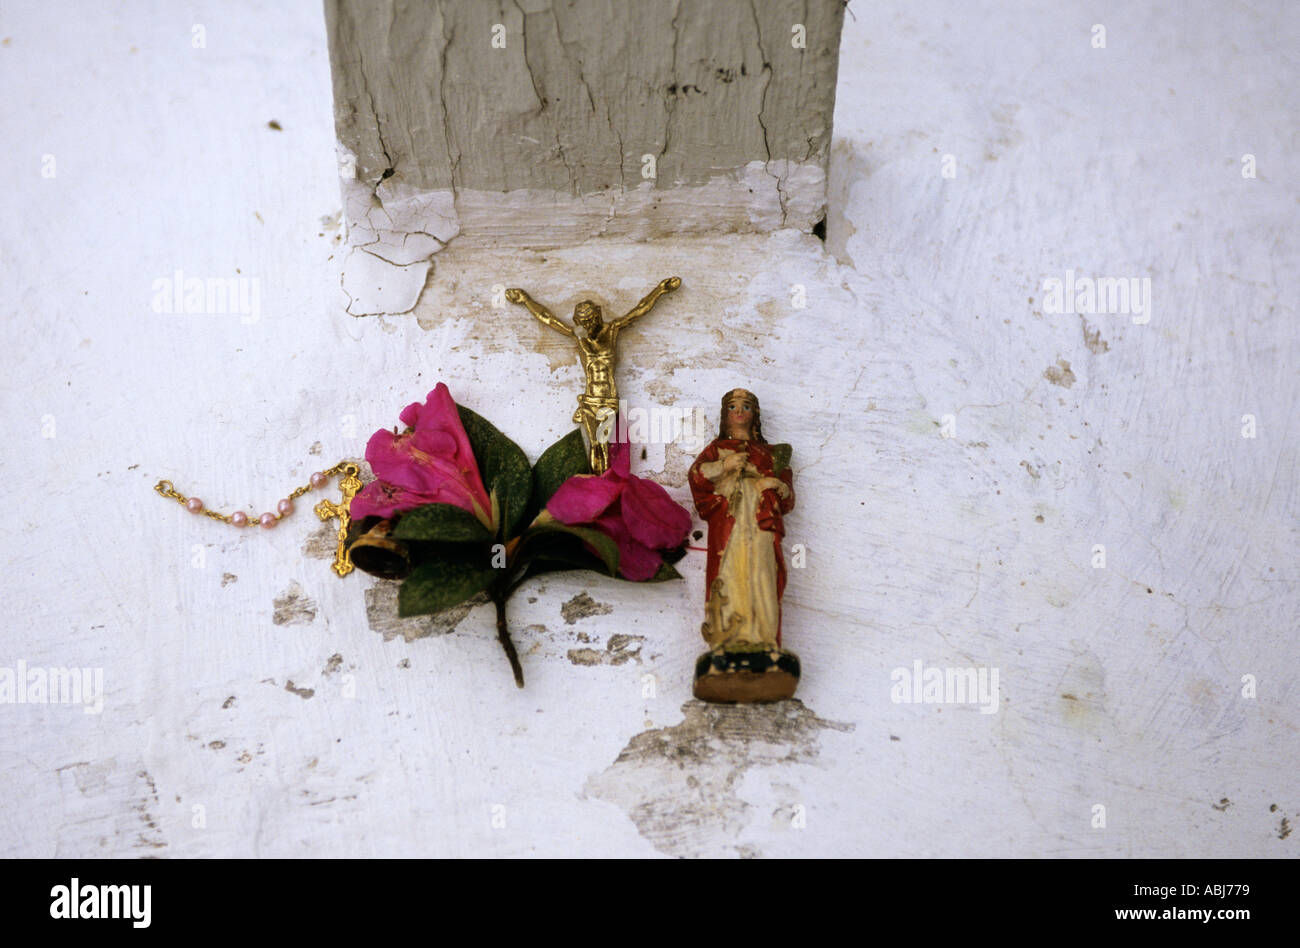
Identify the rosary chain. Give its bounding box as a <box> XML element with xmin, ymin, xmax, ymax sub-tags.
<box><xmin>154</xmin><ymin>461</ymin><xmax>359</xmax><ymax>527</ymax></box>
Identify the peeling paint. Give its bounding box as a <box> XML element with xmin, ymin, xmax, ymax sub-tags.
<box><xmin>325</xmin><ymin>0</ymin><xmax>842</xmax><ymax>317</ymax></box>
<box><xmin>568</xmin><ymin>633</ymin><xmax>644</xmax><ymax>666</ymax></box>
<box><xmin>561</xmin><ymin>592</ymin><xmax>613</xmax><ymax>625</ymax></box>
<box><xmin>301</xmin><ymin>522</ymin><xmax>342</xmax><ymax>562</ymax></box>
<box><xmin>585</xmin><ymin>700</ymin><xmax>852</xmax><ymax>857</ymax></box>
<box><xmin>284</xmin><ymin>680</ymin><xmax>315</xmax><ymax>700</ymax></box>
<box><xmin>272</xmin><ymin>581</ymin><xmax>318</xmax><ymax>626</ymax></box>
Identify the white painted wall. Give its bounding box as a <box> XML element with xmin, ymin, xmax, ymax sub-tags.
<box><xmin>1</xmin><ymin>0</ymin><xmax>1296</xmax><ymax>857</ymax></box>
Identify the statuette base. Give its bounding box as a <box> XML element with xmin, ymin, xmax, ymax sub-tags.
<box><xmin>693</xmin><ymin>648</ymin><xmax>800</xmax><ymax>703</ymax></box>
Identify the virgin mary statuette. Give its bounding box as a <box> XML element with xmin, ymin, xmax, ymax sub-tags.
<box><xmin>687</xmin><ymin>388</ymin><xmax>799</xmax><ymax>702</ymax></box>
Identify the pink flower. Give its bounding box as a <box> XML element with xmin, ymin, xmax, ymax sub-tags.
<box><xmin>350</xmin><ymin>383</ymin><xmax>493</xmax><ymax>526</ymax></box>
<box><xmin>546</xmin><ymin>441</ymin><xmax>691</xmax><ymax>580</ymax></box>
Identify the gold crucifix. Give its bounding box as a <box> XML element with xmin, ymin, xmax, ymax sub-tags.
<box><xmin>315</xmin><ymin>462</ymin><xmax>363</xmax><ymax>576</ymax></box>
<box><xmin>505</xmin><ymin>277</ymin><xmax>681</xmax><ymax>473</ymax></box>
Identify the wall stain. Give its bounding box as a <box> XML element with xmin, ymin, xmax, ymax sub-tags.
<box><xmin>301</xmin><ymin>522</ymin><xmax>342</xmax><ymax>561</ymax></box>
<box><xmin>1043</xmin><ymin>358</ymin><xmax>1076</xmax><ymax>388</ymax></box>
<box><xmin>1081</xmin><ymin>317</ymin><xmax>1109</xmax><ymax>354</ymax></box>
<box><xmin>133</xmin><ymin>770</ymin><xmax>167</xmax><ymax>851</ymax></box>
<box><xmin>272</xmin><ymin>581</ymin><xmax>318</xmax><ymax>626</ymax></box>
<box><xmin>1057</xmin><ymin>651</ymin><xmax>1111</xmax><ymax>734</ymax></box>
<box><xmin>568</xmin><ymin>633</ymin><xmax>644</xmax><ymax>666</ymax></box>
<box><xmin>284</xmin><ymin>680</ymin><xmax>315</xmax><ymax>700</ymax></box>
<box><xmin>585</xmin><ymin>699</ymin><xmax>853</xmax><ymax>858</ymax></box>
<box><xmin>561</xmin><ymin>591</ymin><xmax>613</xmax><ymax>624</ymax></box>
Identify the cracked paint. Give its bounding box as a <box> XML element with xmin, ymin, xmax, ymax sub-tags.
<box><xmin>325</xmin><ymin>0</ymin><xmax>843</xmax><ymax>316</ymax></box>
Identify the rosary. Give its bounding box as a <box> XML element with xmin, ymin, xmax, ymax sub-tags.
<box><xmin>154</xmin><ymin>461</ymin><xmax>364</xmax><ymax>577</ymax></box>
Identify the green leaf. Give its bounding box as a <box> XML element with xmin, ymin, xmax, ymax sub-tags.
<box><xmin>771</xmin><ymin>443</ymin><xmax>793</xmax><ymax>473</ymax></box>
<box><xmin>397</xmin><ymin>555</ymin><xmax>496</xmax><ymax>617</ymax></box>
<box><xmin>527</xmin><ymin>550</ymin><xmax>609</xmax><ymax>578</ymax></box>
<box><xmin>645</xmin><ymin>561</ymin><xmax>683</xmax><ymax>582</ymax></box>
<box><xmin>527</xmin><ymin>523</ymin><xmax>620</xmax><ymax>576</ymax></box>
<box><xmin>523</xmin><ymin>530</ymin><xmax>608</xmax><ymax>576</ymax></box>
<box><xmin>529</xmin><ymin>428</ymin><xmax>591</xmax><ymax>523</ymax></box>
<box><xmin>456</xmin><ymin>403</ymin><xmax>533</xmax><ymax>538</ymax></box>
<box><xmin>391</xmin><ymin>502</ymin><xmax>493</xmax><ymax>543</ymax></box>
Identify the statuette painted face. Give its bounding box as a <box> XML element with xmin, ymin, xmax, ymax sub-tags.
<box><xmin>719</xmin><ymin>388</ymin><xmax>763</xmax><ymax>442</ymax></box>
<box><xmin>725</xmin><ymin>394</ymin><xmax>755</xmax><ymax>439</ymax></box>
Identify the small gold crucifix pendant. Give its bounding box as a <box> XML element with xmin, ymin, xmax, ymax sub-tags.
<box><xmin>315</xmin><ymin>463</ymin><xmax>363</xmax><ymax>577</ymax></box>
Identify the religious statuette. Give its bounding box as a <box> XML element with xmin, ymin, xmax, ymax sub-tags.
<box><xmin>505</xmin><ymin>276</ymin><xmax>681</xmax><ymax>474</ymax></box>
<box><xmin>688</xmin><ymin>389</ymin><xmax>799</xmax><ymax>703</ymax></box>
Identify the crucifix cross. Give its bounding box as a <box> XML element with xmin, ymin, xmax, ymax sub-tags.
<box><xmin>315</xmin><ymin>462</ymin><xmax>363</xmax><ymax>577</ymax></box>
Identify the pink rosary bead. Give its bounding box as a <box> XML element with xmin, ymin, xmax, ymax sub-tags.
<box><xmin>309</xmin><ymin>472</ymin><xmax>328</xmax><ymax>488</ymax></box>
<box><xmin>185</xmin><ymin>497</ymin><xmax>204</xmax><ymax>513</ymax></box>
<box><xmin>277</xmin><ymin>498</ymin><xmax>294</xmax><ymax>516</ymax></box>
<box><xmin>259</xmin><ymin>513</ymin><xmax>277</xmax><ymax>528</ymax></box>
<box><xmin>231</xmin><ymin>511</ymin><xmax>249</xmax><ymax>527</ymax></box>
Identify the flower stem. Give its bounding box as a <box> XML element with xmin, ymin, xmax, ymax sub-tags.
<box><xmin>492</xmin><ymin>591</ymin><xmax>525</xmax><ymax>688</ymax></box>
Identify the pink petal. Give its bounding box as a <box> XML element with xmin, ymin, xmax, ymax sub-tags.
<box><xmin>606</xmin><ymin>439</ymin><xmax>631</xmax><ymax>478</ymax></box>
<box><xmin>398</xmin><ymin>400</ymin><xmax>422</xmax><ymax>429</ymax></box>
<box><xmin>361</xmin><ymin>383</ymin><xmax>494</xmax><ymax>527</ymax></box>
<box><xmin>421</xmin><ymin>383</ymin><xmax>492</xmax><ymax>518</ymax></box>
<box><xmin>412</xmin><ymin>427</ymin><xmax>459</xmax><ymax>456</ymax></box>
<box><xmin>547</xmin><ymin>474</ymin><xmax>622</xmax><ymax>524</ymax></box>
<box><xmin>363</xmin><ymin>430</ymin><xmax>422</xmax><ymax>490</ymax></box>
<box><xmin>423</xmin><ymin>384</ymin><xmax>477</xmax><ymax>465</ymax></box>
<box><xmin>621</xmin><ymin>475</ymin><xmax>692</xmax><ymax>550</ymax></box>
<box><xmin>350</xmin><ymin>479</ymin><xmax>416</xmax><ymax>521</ymax></box>
<box><xmin>592</xmin><ymin>511</ymin><xmax>662</xmax><ymax>581</ymax></box>
<box><xmin>365</xmin><ymin>430</ymin><xmax>443</xmax><ymax>494</ymax></box>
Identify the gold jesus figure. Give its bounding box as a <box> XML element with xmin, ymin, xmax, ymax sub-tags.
<box><xmin>505</xmin><ymin>277</ymin><xmax>681</xmax><ymax>473</ymax></box>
